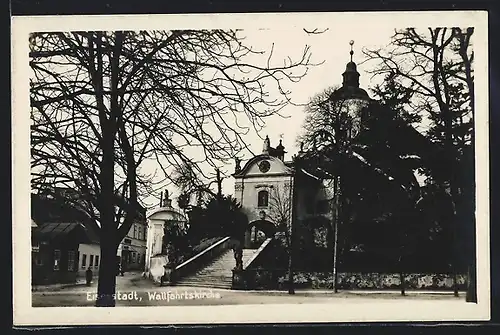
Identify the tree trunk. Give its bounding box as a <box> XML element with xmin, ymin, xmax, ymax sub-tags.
<box><xmin>94</xmin><ymin>31</ymin><xmax>121</xmax><ymax>307</ymax></box>
<box><xmin>332</xmin><ymin>175</ymin><xmax>340</xmax><ymax>293</ymax></box>
<box><xmin>96</xmin><ymin>235</ymin><xmax>118</xmax><ymax>307</ymax></box>
<box><xmin>287</xmin><ymin>249</ymin><xmax>294</xmax><ymax>295</ymax></box>
<box><xmin>442</xmin><ymin>108</ymin><xmax>460</xmax><ymax>298</ymax></box>
<box><xmin>399</xmin><ymin>255</ymin><xmax>406</xmax><ymax>296</ymax></box>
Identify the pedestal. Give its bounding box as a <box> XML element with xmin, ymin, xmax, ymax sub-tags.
<box><xmin>232</xmin><ymin>269</ymin><xmax>247</xmax><ymax>290</ymax></box>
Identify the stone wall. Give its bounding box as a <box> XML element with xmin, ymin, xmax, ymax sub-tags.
<box><xmin>268</xmin><ymin>271</ymin><xmax>468</xmax><ymax>290</ymax></box>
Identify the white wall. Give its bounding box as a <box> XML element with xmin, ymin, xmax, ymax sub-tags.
<box><xmin>235</xmin><ymin>155</ymin><xmax>294</xmax><ymax>224</ymax></box>
<box><xmin>77</xmin><ymin>243</ymin><xmax>101</xmax><ymax>277</ymax></box>
<box><xmin>145</xmin><ymin>207</ymin><xmax>187</xmax><ymax>273</ymax></box>
<box><xmin>239</xmin><ymin>175</ymin><xmax>293</xmax><ymax>223</ymax></box>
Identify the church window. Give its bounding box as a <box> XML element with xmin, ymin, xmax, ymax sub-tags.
<box><xmin>257</xmin><ymin>190</ymin><xmax>269</xmax><ymax>207</ymax></box>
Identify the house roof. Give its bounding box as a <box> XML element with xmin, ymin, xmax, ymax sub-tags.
<box><xmin>34</xmin><ymin>222</ymin><xmax>99</xmax><ymax>244</ymax></box>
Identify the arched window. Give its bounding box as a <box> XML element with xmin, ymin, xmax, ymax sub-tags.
<box><xmin>257</xmin><ymin>190</ymin><xmax>269</xmax><ymax>207</ymax></box>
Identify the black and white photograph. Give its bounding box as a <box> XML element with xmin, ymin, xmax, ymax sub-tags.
<box><xmin>12</xmin><ymin>11</ymin><xmax>490</xmax><ymax>325</ymax></box>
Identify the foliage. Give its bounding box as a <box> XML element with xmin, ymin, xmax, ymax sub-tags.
<box><xmin>162</xmin><ymin>220</ymin><xmax>189</xmax><ymax>267</ymax></box>
<box><xmin>185</xmin><ymin>194</ymin><xmax>248</xmax><ymax>242</ymax></box>
<box><xmin>202</xmin><ymin>195</ymin><xmax>247</xmax><ymax>238</ymax></box>
<box><xmin>176</xmin><ymin>191</ymin><xmax>191</xmax><ymax>211</ymax></box>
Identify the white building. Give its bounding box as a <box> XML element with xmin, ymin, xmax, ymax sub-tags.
<box><xmin>144</xmin><ymin>192</ymin><xmax>187</xmax><ymax>280</ymax></box>
<box><xmin>117</xmin><ymin>208</ymin><xmax>148</xmax><ymax>272</ymax></box>
<box><xmin>78</xmin><ymin>242</ymin><xmax>100</xmax><ymax>277</ymax></box>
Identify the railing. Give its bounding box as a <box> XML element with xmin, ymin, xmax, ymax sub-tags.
<box><xmin>170</xmin><ymin>236</ymin><xmax>232</xmax><ymax>284</ymax></box>
<box><xmin>243</xmin><ymin>238</ymin><xmax>273</xmax><ymax>270</ymax></box>
<box><xmin>232</xmin><ymin>237</ymin><xmax>276</xmax><ymax>289</ymax></box>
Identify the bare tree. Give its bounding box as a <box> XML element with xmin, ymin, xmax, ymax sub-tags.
<box><xmin>363</xmin><ymin>27</ymin><xmax>474</xmax><ymax>148</ymax></box>
<box><xmin>267</xmin><ymin>184</ymin><xmax>294</xmax><ymax>294</ymax></box>
<box><xmin>29</xmin><ymin>29</ymin><xmax>319</xmax><ymax>306</ymax></box>
<box><xmin>363</xmin><ymin>27</ymin><xmax>475</xmax><ymax>300</ymax></box>
<box><xmin>296</xmin><ymin>86</ymin><xmax>338</xmax><ymax>149</ymax></box>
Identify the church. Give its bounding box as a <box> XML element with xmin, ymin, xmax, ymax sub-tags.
<box><xmin>232</xmin><ymin>41</ymin><xmax>372</xmax><ymax>255</ymax></box>
<box><xmin>142</xmin><ymin>43</ymin><xmax>466</xmax><ymax>291</ymax></box>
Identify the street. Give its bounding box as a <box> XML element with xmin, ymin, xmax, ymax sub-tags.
<box><xmin>32</xmin><ymin>272</ymin><xmax>465</xmax><ymax>307</ymax></box>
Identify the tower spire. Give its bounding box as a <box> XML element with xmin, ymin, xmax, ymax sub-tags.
<box><xmin>349</xmin><ymin>40</ymin><xmax>354</xmax><ymax>62</ymax></box>
<box><xmin>342</xmin><ymin>40</ymin><xmax>360</xmax><ymax>88</ymax></box>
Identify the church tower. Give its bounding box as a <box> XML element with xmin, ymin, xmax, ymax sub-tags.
<box><xmin>327</xmin><ymin>40</ymin><xmax>372</xmax><ymax>139</ymax></box>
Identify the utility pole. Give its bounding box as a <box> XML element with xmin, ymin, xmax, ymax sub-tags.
<box><xmin>332</xmin><ymin>174</ymin><xmax>340</xmax><ymax>293</ymax></box>
<box><xmin>288</xmin><ymin>160</ymin><xmax>299</xmax><ymax>295</ymax></box>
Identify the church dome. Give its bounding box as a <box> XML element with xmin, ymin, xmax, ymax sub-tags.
<box><xmin>329</xmin><ymin>85</ymin><xmax>370</xmax><ymax>101</ymax></box>
<box><xmin>329</xmin><ymin>40</ymin><xmax>371</xmax><ymax>102</ymax></box>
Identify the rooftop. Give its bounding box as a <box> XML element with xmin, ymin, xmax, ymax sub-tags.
<box><xmin>34</xmin><ymin>222</ymin><xmax>99</xmax><ymax>244</ymax></box>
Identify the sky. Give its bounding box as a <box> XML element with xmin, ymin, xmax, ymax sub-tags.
<box><xmin>142</xmin><ymin>26</ymin><xmax>398</xmax><ymax>208</ymax></box>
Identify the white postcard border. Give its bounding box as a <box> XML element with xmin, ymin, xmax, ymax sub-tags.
<box><xmin>12</xmin><ymin>10</ymin><xmax>490</xmax><ymax>325</ymax></box>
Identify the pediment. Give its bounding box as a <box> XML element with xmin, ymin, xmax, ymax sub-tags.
<box><xmin>147</xmin><ymin>207</ymin><xmax>186</xmax><ymax>222</ymax></box>
<box><xmin>234</xmin><ymin>154</ymin><xmax>293</xmax><ymax>178</ymax></box>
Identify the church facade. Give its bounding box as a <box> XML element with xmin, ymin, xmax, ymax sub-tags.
<box><xmin>232</xmin><ymin>136</ymin><xmax>338</xmax><ymax>249</ymax></box>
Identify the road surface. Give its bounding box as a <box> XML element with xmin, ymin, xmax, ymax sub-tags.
<box><xmin>32</xmin><ymin>272</ymin><xmax>466</xmax><ymax>307</ymax></box>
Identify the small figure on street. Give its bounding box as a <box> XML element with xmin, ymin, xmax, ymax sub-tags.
<box><xmin>120</xmin><ymin>259</ymin><xmax>127</xmax><ymax>277</ymax></box>
<box><xmin>85</xmin><ymin>267</ymin><xmax>93</xmax><ymax>286</ymax></box>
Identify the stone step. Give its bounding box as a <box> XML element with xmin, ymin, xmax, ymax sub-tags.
<box><xmin>195</xmin><ymin>273</ymin><xmax>232</xmax><ymax>277</ymax></box>
<box><xmin>177</xmin><ymin>277</ymin><xmax>232</xmax><ymax>282</ymax></box>
<box><xmin>177</xmin><ymin>278</ymin><xmax>232</xmax><ymax>283</ymax></box>
<box><xmin>195</xmin><ymin>271</ymin><xmax>232</xmax><ymax>275</ymax></box>
<box><xmin>174</xmin><ymin>283</ymin><xmax>232</xmax><ymax>289</ymax></box>
<box><xmin>175</xmin><ymin>283</ymin><xmax>230</xmax><ymax>288</ymax></box>
<box><xmin>174</xmin><ymin>248</ymin><xmax>258</xmax><ymax>289</ymax></box>
<box><xmin>179</xmin><ymin>277</ymin><xmax>232</xmax><ymax>282</ymax></box>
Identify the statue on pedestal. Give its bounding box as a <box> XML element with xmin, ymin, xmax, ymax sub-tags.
<box><xmin>235</xmin><ymin>157</ymin><xmax>241</xmax><ymax>173</ymax></box>
<box><xmin>262</xmin><ymin>135</ymin><xmax>270</xmax><ymax>154</ymax></box>
<box><xmin>230</xmin><ymin>211</ymin><xmax>248</xmax><ymax>270</ymax></box>
<box><xmin>163</xmin><ymin>190</ymin><xmax>169</xmax><ymax>206</ymax></box>
<box><xmin>233</xmin><ymin>241</ymin><xmax>243</xmax><ymax>270</ymax></box>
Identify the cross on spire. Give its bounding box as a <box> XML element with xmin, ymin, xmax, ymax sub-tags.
<box><xmin>349</xmin><ymin>40</ymin><xmax>354</xmax><ymax>62</ymax></box>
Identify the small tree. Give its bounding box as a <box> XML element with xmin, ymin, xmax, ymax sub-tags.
<box><xmin>176</xmin><ymin>191</ymin><xmax>191</xmax><ymax>215</ymax></box>
<box><xmin>203</xmin><ymin>195</ymin><xmax>243</xmax><ymax>237</ymax></box>
<box><xmin>162</xmin><ymin>219</ymin><xmax>189</xmax><ymax>267</ymax></box>
<box><xmin>268</xmin><ymin>184</ymin><xmax>295</xmax><ymax>294</ymax></box>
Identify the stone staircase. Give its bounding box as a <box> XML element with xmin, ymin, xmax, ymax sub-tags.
<box><xmin>174</xmin><ymin>249</ymin><xmax>256</xmax><ymax>289</ymax></box>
